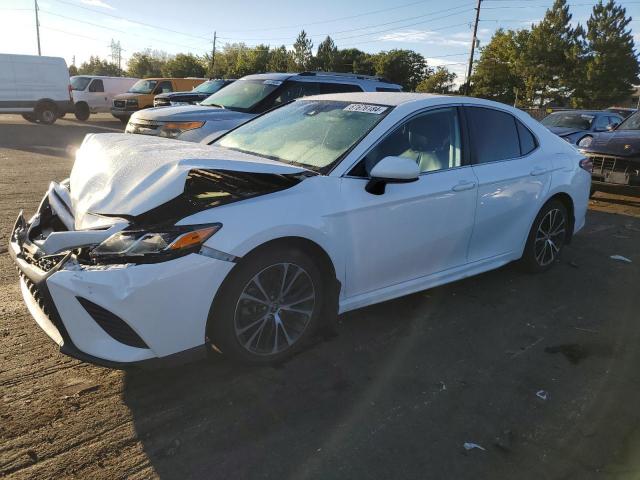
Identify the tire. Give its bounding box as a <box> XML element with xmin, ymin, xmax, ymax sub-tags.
<box><xmin>119</xmin><ymin>118</ymin><xmax>128</xmax><ymax>125</ymax></box>
<box><xmin>208</xmin><ymin>245</ymin><xmax>327</xmax><ymax>365</ymax></box>
<box><xmin>74</xmin><ymin>102</ymin><xmax>90</xmax><ymax>121</ymax></box>
<box><xmin>21</xmin><ymin>113</ymin><xmax>37</xmax><ymax>123</ymax></box>
<box><xmin>520</xmin><ymin>199</ymin><xmax>569</xmax><ymax>273</ymax></box>
<box><xmin>35</xmin><ymin>102</ymin><xmax>58</xmax><ymax>125</ymax></box>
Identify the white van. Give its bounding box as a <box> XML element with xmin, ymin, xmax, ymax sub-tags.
<box><xmin>71</xmin><ymin>75</ymin><xmax>139</xmax><ymax>121</ymax></box>
<box><xmin>0</xmin><ymin>53</ymin><xmax>74</xmax><ymax>124</ymax></box>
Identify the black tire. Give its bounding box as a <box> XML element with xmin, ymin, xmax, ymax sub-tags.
<box><xmin>35</xmin><ymin>102</ymin><xmax>58</xmax><ymax>125</ymax></box>
<box><xmin>21</xmin><ymin>113</ymin><xmax>37</xmax><ymax>123</ymax></box>
<box><xmin>119</xmin><ymin>118</ymin><xmax>128</xmax><ymax>125</ymax></box>
<box><xmin>74</xmin><ymin>102</ymin><xmax>90</xmax><ymax>121</ymax></box>
<box><xmin>520</xmin><ymin>199</ymin><xmax>569</xmax><ymax>273</ymax></box>
<box><xmin>208</xmin><ymin>245</ymin><xmax>327</xmax><ymax>365</ymax></box>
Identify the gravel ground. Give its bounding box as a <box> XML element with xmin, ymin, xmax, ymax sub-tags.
<box><xmin>1</xmin><ymin>114</ymin><xmax>640</xmax><ymax>480</ymax></box>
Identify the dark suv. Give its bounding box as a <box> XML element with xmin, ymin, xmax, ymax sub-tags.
<box><xmin>153</xmin><ymin>79</ymin><xmax>235</xmax><ymax>107</ymax></box>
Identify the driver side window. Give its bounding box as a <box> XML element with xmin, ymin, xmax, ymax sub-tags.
<box><xmin>352</xmin><ymin>107</ymin><xmax>462</xmax><ymax>177</ymax></box>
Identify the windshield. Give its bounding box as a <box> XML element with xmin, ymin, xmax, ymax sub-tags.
<box><xmin>128</xmin><ymin>79</ymin><xmax>158</xmax><ymax>94</ymax></box>
<box><xmin>617</xmin><ymin>111</ymin><xmax>640</xmax><ymax>130</ymax></box>
<box><xmin>70</xmin><ymin>76</ymin><xmax>91</xmax><ymax>91</ymax></box>
<box><xmin>541</xmin><ymin>112</ymin><xmax>594</xmax><ymax>130</ymax></box>
<box><xmin>193</xmin><ymin>80</ymin><xmax>228</xmax><ymax>94</ymax></box>
<box><xmin>215</xmin><ymin>100</ymin><xmax>391</xmax><ymax>172</ymax></box>
<box><xmin>200</xmin><ymin>79</ymin><xmax>282</xmax><ymax>111</ymax></box>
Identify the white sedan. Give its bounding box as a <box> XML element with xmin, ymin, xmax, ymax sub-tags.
<box><xmin>9</xmin><ymin>93</ymin><xmax>591</xmax><ymax>367</ymax></box>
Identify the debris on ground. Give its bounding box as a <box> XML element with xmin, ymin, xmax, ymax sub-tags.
<box><xmin>610</xmin><ymin>255</ymin><xmax>632</xmax><ymax>263</ymax></box>
<box><xmin>463</xmin><ymin>442</ymin><xmax>486</xmax><ymax>451</ymax></box>
<box><xmin>536</xmin><ymin>390</ymin><xmax>548</xmax><ymax>401</ymax></box>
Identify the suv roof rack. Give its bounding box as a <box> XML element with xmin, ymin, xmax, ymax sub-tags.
<box><xmin>298</xmin><ymin>71</ymin><xmax>393</xmax><ymax>83</ymax></box>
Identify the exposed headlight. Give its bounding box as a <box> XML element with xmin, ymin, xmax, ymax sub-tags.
<box><xmin>126</xmin><ymin>99</ymin><xmax>138</xmax><ymax>107</ymax></box>
<box><xmin>170</xmin><ymin>101</ymin><xmax>191</xmax><ymax>106</ymax></box>
<box><xmin>158</xmin><ymin>121</ymin><xmax>205</xmax><ymax>138</ymax></box>
<box><xmin>578</xmin><ymin>135</ymin><xmax>593</xmax><ymax>148</ymax></box>
<box><xmin>90</xmin><ymin>224</ymin><xmax>221</xmax><ymax>263</ymax></box>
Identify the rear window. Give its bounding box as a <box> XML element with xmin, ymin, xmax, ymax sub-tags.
<box><xmin>516</xmin><ymin>121</ymin><xmax>537</xmax><ymax>155</ymax></box>
<box><xmin>466</xmin><ymin>107</ymin><xmax>520</xmax><ymax>164</ymax></box>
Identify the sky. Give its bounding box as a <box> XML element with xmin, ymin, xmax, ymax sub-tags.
<box><xmin>1</xmin><ymin>0</ymin><xmax>639</xmax><ymax>83</ymax></box>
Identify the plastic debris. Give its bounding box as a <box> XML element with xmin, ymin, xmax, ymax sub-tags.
<box><xmin>610</xmin><ymin>255</ymin><xmax>632</xmax><ymax>263</ymax></box>
<box><xmin>463</xmin><ymin>442</ymin><xmax>486</xmax><ymax>451</ymax></box>
<box><xmin>536</xmin><ymin>390</ymin><xmax>548</xmax><ymax>400</ymax></box>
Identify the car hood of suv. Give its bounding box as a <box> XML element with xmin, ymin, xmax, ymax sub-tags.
<box><xmin>547</xmin><ymin>126</ymin><xmax>586</xmax><ymax>137</ymax></box>
<box><xmin>133</xmin><ymin>105</ymin><xmax>255</xmax><ymax>123</ymax></box>
<box><xmin>583</xmin><ymin>130</ymin><xmax>640</xmax><ymax>157</ymax></box>
<box><xmin>70</xmin><ymin>133</ymin><xmax>308</xmax><ymax>229</ymax></box>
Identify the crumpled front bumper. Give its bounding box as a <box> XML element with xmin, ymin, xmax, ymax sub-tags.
<box><xmin>9</xmin><ymin>208</ymin><xmax>235</xmax><ymax>369</ymax></box>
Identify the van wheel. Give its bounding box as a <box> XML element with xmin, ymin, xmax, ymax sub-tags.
<box><xmin>74</xmin><ymin>102</ymin><xmax>90</xmax><ymax>121</ymax></box>
<box><xmin>22</xmin><ymin>113</ymin><xmax>37</xmax><ymax>123</ymax></box>
<box><xmin>36</xmin><ymin>102</ymin><xmax>58</xmax><ymax>125</ymax></box>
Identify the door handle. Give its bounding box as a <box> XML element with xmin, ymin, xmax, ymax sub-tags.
<box><xmin>530</xmin><ymin>167</ymin><xmax>548</xmax><ymax>176</ymax></box>
<box><xmin>451</xmin><ymin>180</ymin><xmax>477</xmax><ymax>192</ymax></box>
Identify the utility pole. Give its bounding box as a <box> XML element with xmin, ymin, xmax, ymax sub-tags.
<box><xmin>34</xmin><ymin>0</ymin><xmax>41</xmax><ymax>56</ymax></box>
<box><xmin>464</xmin><ymin>0</ymin><xmax>482</xmax><ymax>95</ymax></box>
<box><xmin>210</xmin><ymin>31</ymin><xmax>217</xmax><ymax>78</ymax></box>
<box><xmin>110</xmin><ymin>39</ymin><xmax>123</xmax><ymax>74</ymax></box>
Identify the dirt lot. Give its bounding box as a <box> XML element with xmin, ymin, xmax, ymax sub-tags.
<box><xmin>1</xmin><ymin>114</ymin><xmax>640</xmax><ymax>480</ymax></box>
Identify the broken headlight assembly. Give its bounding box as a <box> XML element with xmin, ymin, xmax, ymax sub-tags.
<box><xmin>90</xmin><ymin>223</ymin><xmax>221</xmax><ymax>264</ymax></box>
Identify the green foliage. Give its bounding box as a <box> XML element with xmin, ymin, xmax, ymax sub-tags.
<box><xmin>416</xmin><ymin>67</ymin><xmax>457</xmax><ymax>94</ymax></box>
<box><xmin>126</xmin><ymin>49</ymin><xmax>169</xmax><ymax>78</ymax></box>
<box><xmin>374</xmin><ymin>49</ymin><xmax>430</xmax><ymax>91</ymax></box>
<box><xmin>68</xmin><ymin>64</ymin><xmax>78</xmax><ymax>76</ymax></box>
<box><xmin>315</xmin><ymin>36</ymin><xmax>337</xmax><ymax>71</ymax></box>
<box><xmin>162</xmin><ymin>53</ymin><xmax>206</xmax><ymax>78</ymax></box>
<box><xmin>292</xmin><ymin>30</ymin><xmax>314</xmax><ymax>71</ymax></box>
<box><xmin>77</xmin><ymin>56</ymin><xmax>122</xmax><ymax>76</ymax></box>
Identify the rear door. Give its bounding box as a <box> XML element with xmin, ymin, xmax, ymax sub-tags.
<box><xmin>465</xmin><ymin>106</ymin><xmax>551</xmax><ymax>262</ymax></box>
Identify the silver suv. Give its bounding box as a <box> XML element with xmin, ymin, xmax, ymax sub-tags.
<box><xmin>125</xmin><ymin>71</ymin><xmax>402</xmax><ymax>143</ymax></box>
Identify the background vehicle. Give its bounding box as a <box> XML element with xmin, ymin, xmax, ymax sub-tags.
<box><xmin>9</xmin><ymin>93</ymin><xmax>589</xmax><ymax>367</ymax></box>
<box><xmin>0</xmin><ymin>53</ymin><xmax>74</xmax><ymax>124</ymax></box>
<box><xmin>126</xmin><ymin>71</ymin><xmax>402</xmax><ymax>142</ymax></box>
<box><xmin>606</xmin><ymin>106</ymin><xmax>637</xmax><ymax>118</ymax></box>
<box><xmin>541</xmin><ymin>110</ymin><xmax>623</xmax><ymax>145</ymax></box>
<box><xmin>111</xmin><ymin>77</ymin><xmax>205</xmax><ymax>123</ymax></box>
<box><xmin>580</xmin><ymin>109</ymin><xmax>640</xmax><ymax>196</ymax></box>
<box><xmin>70</xmin><ymin>75</ymin><xmax>139</xmax><ymax>121</ymax></box>
<box><xmin>153</xmin><ymin>79</ymin><xmax>235</xmax><ymax>107</ymax></box>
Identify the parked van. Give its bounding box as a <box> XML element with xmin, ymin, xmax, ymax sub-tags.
<box><xmin>70</xmin><ymin>75</ymin><xmax>139</xmax><ymax>121</ymax></box>
<box><xmin>111</xmin><ymin>78</ymin><xmax>205</xmax><ymax>123</ymax></box>
<box><xmin>0</xmin><ymin>53</ymin><xmax>73</xmax><ymax>124</ymax></box>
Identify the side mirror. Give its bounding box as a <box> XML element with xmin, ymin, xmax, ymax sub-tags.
<box><xmin>365</xmin><ymin>156</ymin><xmax>420</xmax><ymax>195</ymax></box>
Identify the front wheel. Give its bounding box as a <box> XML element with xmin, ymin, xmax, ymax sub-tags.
<box><xmin>520</xmin><ymin>200</ymin><xmax>568</xmax><ymax>273</ymax></box>
<box><xmin>74</xmin><ymin>102</ymin><xmax>90</xmax><ymax>121</ymax></box>
<box><xmin>209</xmin><ymin>246</ymin><xmax>326</xmax><ymax>364</ymax></box>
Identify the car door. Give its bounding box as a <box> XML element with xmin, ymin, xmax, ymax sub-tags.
<box><xmin>87</xmin><ymin>79</ymin><xmax>107</xmax><ymax>111</ymax></box>
<box><xmin>464</xmin><ymin>106</ymin><xmax>551</xmax><ymax>262</ymax></box>
<box><xmin>338</xmin><ymin>107</ymin><xmax>478</xmax><ymax>297</ymax></box>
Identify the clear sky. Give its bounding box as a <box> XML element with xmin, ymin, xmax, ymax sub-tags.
<box><xmin>1</xmin><ymin>0</ymin><xmax>639</xmax><ymax>82</ymax></box>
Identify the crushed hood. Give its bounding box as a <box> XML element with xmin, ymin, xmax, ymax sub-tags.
<box><xmin>70</xmin><ymin>133</ymin><xmax>307</xmax><ymax>230</ymax></box>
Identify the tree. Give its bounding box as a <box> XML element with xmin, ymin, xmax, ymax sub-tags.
<box><xmin>292</xmin><ymin>30</ymin><xmax>313</xmax><ymax>70</ymax></box>
<box><xmin>316</xmin><ymin>36</ymin><xmax>337</xmax><ymax>71</ymax></box>
<box><xmin>576</xmin><ymin>0</ymin><xmax>639</xmax><ymax>108</ymax></box>
<box><xmin>470</xmin><ymin>29</ymin><xmax>527</xmax><ymax>104</ymax></box>
<box><xmin>162</xmin><ymin>53</ymin><xmax>206</xmax><ymax>77</ymax></box>
<box><xmin>68</xmin><ymin>64</ymin><xmax>78</xmax><ymax>76</ymax></box>
<box><xmin>127</xmin><ymin>50</ymin><xmax>169</xmax><ymax>78</ymax></box>
<box><xmin>416</xmin><ymin>66</ymin><xmax>457</xmax><ymax>94</ymax></box>
<box><xmin>77</xmin><ymin>56</ymin><xmax>122</xmax><ymax>76</ymax></box>
<box><xmin>374</xmin><ymin>49</ymin><xmax>429</xmax><ymax>91</ymax></box>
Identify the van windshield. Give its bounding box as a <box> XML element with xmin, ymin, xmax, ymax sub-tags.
<box><xmin>200</xmin><ymin>79</ymin><xmax>282</xmax><ymax>112</ymax></box>
<box><xmin>71</xmin><ymin>77</ymin><xmax>91</xmax><ymax>91</ymax></box>
<box><xmin>128</xmin><ymin>80</ymin><xmax>158</xmax><ymax>94</ymax></box>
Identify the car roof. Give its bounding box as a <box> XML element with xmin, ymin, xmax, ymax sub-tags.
<box><xmin>302</xmin><ymin>92</ymin><xmax>451</xmax><ymax>106</ymax></box>
<box><xmin>239</xmin><ymin>72</ymin><xmax>401</xmax><ymax>88</ymax></box>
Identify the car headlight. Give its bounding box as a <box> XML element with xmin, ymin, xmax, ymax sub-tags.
<box><xmin>158</xmin><ymin>121</ymin><xmax>205</xmax><ymax>138</ymax></box>
<box><xmin>126</xmin><ymin>99</ymin><xmax>138</xmax><ymax>107</ymax></box>
<box><xmin>90</xmin><ymin>224</ymin><xmax>221</xmax><ymax>263</ymax></box>
<box><xmin>578</xmin><ymin>135</ymin><xmax>593</xmax><ymax>148</ymax></box>
<box><xmin>170</xmin><ymin>101</ymin><xmax>191</xmax><ymax>106</ymax></box>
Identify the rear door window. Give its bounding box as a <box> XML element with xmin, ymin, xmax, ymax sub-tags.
<box><xmin>465</xmin><ymin>107</ymin><xmax>521</xmax><ymax>164</ymax></box>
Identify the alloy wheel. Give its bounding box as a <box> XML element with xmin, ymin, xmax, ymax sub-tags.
<box><xmin>234</xmin><ymin>262</ymin><xmax>316</xmax><ymax>356</ymax></box>
<box><xmin>534</xmin><ymin>208</ymin><xmax>566</xmax><ymax>267</ymax></box>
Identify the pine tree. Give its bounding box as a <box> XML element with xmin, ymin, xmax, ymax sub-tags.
<box><xmin>578</xmin><ymin>0</ymin><xmax>639</xmax><ymax>108</ymax></box>
<box><xmin>316</xmin><ymin>36</ymin><xmax>337</xmax><ymax>71</ymax></box>
<box><xmin>292</xmin><ymin>30</ymin><xmax>314</xmax><ymax>71</ymax></box>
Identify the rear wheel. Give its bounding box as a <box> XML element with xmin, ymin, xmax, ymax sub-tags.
<box><xmin>209</xmin><ymin>246</ymin><xmax>326</xmax><ymax>364</ymax></box>
<box><xmin>36</xmin><ymin>102</ymin><xmax>58</xmax><ymax>125</ymax></box>
<box><xmin>520</xmin><ymin>200</ymin><xmax>568</xmax><ymax>273</ymax></box>
<box><xmin>74</xmin><ymin>102</ymin><xmax>90</xmax><ymax>121</ymax></box>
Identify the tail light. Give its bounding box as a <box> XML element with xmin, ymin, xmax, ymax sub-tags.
<box><xmin>579</xmin><ymin>157</ymin><xmax>593</xmax><ymax>173</ymax></box>
<box><xmin>68</xmin><ymin>84</ymin><xmax>73</xmax><ymax>101</ymax></box>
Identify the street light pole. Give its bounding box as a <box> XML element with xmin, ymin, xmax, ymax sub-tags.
<box><xmin>464</xmin><ymin>0</ymin><xmax>482</xmax><ymax>95</ymax></box>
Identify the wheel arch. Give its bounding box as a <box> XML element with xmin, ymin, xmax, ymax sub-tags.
<box><xmin>546</xmin><ymin>191</ymin><xmax>575</xmax><ymax>243</ymax></box>
<box><xmin>35</xmin><ymin>98</ymin><xmax>58</xmax><ymax>111</ymax></box>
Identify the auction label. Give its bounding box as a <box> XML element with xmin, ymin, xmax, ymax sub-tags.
<box><xmin>344</xmin><ymin>104</ymin><xmax>388</xmax><ymax>114</ymax></box>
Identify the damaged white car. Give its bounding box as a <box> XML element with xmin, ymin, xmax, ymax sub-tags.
<box><xmin>10</xmin><ymin>93</ymin><xmax>591</xmax><ymax>368</ymax></box>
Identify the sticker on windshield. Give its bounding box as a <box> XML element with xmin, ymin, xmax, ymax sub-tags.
<box><xmin>344</xmin><ymin>104</ymin><xmax>388</xmax><ymax>114</ymax></box>
<box><xmin>263</xmin><ymin>80</ymin><xmax>283</xmax><ymax>86</ymax></box>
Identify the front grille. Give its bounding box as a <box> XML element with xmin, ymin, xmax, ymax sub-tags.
<box><xmin>590</xmin><ymin>155</ymin><xmax>639</xmax><ymax>175</ymax></box>
<box><xmin>76</xmin><ymin>297</ymin><xmax>149</xmax><ymax>349</ymax></box>
<box><xmin>113</xmin><ymin>100</ymin><xmax>125</xmax><ymax>108</ymax></box>
<box><xmin>18</xmin><ymin>271</ymin><xmax>65</xmax><ymax>333</ymax></box>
